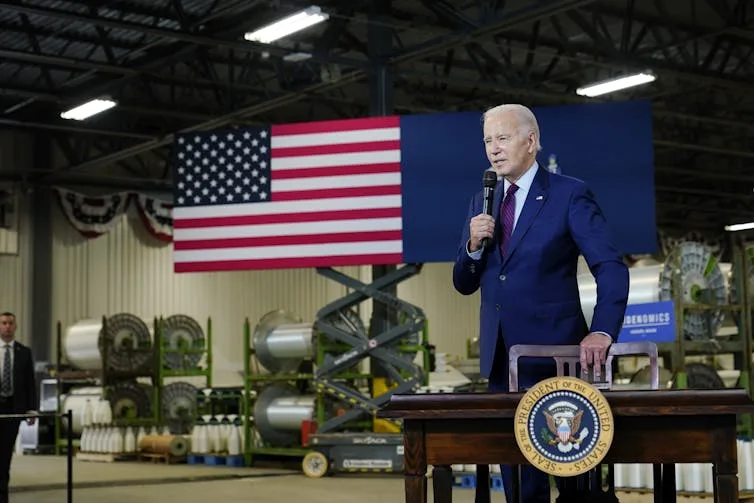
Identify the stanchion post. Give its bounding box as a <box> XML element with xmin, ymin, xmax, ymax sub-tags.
<box><xmin>66</xmin><ymin>409</ymin><xmax>73</xmax><ymax>503</ymax></box>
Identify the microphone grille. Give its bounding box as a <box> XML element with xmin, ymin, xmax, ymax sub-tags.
<box><xmin>482</xmin><ymin>170</ymin><xmax>497</xmax><ymax>188</ymax></box>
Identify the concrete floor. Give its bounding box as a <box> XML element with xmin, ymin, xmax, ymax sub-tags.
<box><xmin>8</xmin><ymin>455</ymin><xmax>711</xmax><ymax>503</ymax></box>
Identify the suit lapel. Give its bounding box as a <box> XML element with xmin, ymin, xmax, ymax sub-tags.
<box><xmin>502</xmin><ymin>167</ymin><xmax>549</xmax><ymax>266</ymax></box>
<box><xmin>13</xmin><ymin>343</ymin><xmax>22</xmax><ymax>386</ymax></box>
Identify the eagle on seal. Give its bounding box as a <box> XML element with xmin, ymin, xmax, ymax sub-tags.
<box><xmin>544</xmin><ymin>409</ymin><xmax>584</xmax><ymax>445</ymax></box>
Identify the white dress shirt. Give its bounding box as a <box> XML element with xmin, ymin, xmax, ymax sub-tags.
<box><xmin>467</xmin><ymin>161</ymin><xmax>539</xmax><ymax>260</ymax></box>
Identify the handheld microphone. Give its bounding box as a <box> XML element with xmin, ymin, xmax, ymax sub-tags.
<box><xmin>480</xmin><ymin>170</ymin><xmax>498</xmax><ymax>248</ymax></box>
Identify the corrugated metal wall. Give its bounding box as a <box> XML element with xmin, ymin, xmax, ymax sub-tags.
<box><xmin>0</xmin><ymin>132</ymin><xmax>33</xmax><ymax>345</ymax></box>
<box><xmin>398</xmin><ymin>263</ymin><xmax>479</xmax><ymax>358</ymax></box>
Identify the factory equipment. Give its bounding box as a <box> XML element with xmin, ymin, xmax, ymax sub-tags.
<box><xmin>243</xmin><ymin>263</ymin><xmax>430</xmax><ymax>474</ymax></box>
<box><xmin>578</xmin><ymin>241</ymin><xmax>730</xmax><ymax>341</ymax></box>
<box><xmin>253</xmin><ymin>383</ymin><xmax>317</xmax><ymax>448</ymax></box>
<box><xmin>53</xmin><ymin>313</ymin><xmax>213</xmax><ymax>455</ymax></box>
<box><xmin>63</xmin><ymin>314</ymin><xmax>153</xmax><ymax>372</ymax></box>
<box><xmin>161</xmin><ymin>314</ymin><xmax>208</xmax><ymax>371</ymax></box>
<box><xmin>161</xmin><ymin>382</ymin><xmax>200</xmax><ymax>435</ymax></box>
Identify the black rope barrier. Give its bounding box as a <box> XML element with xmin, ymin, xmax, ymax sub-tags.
<box><xmin>0</xmin><ymin>410</ymin><xmax>73</xmax><ymax>503</ymax></box>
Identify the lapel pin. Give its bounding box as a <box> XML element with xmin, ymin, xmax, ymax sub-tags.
<box><xmin>536</xmin><ymin>195</ymin><xmax>544</xmax><ymax>200</ymax></box>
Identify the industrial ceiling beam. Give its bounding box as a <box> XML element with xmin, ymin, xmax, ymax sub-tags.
<box><xmin>0</xmin><ymin>118</ymin><xmax>156</xmax><ymax>140</ymax></box>
<box><xmin>0</xmin><ymin>0</ymin><xmax>369</xmax><ymax>70</ymax></box>
<box><xmin>49</xmin><ymin>0</ymin><xmax>593</xmax><ymax>175</ymax></box>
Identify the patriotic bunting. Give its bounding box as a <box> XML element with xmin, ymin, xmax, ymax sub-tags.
<box><xmin>54</xmin><ymin>188</ymin><xmax>174</xmax><ymax>242</ymax></box>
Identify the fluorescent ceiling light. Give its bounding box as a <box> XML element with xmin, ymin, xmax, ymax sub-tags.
<box><xmin>576</xmin><ymin>72</ymin><xmax>656</xmax><ymax>97</ymax></box>
<box><xmin>724</xmin><ymin>222</ymin><xmax>754</xmax><ymax>232</ymax></box>
<box><xmin>244</xmin><ymin>6</ymin><xmax>328</xmax><ymax>44</ymax></box>
<box><xmin>283</xmin><ymin>52</ymin><xmax>312</xmax><ymax>62</ymax></box>
<box><xmin>60</xmin><ymin>98</ymin><xmax>117</xmax><ymax>121</ymax></box>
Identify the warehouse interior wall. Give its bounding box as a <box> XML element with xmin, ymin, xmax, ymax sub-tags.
<box><xmin>0</xmin><ymin>132</ymin><xmax>33</xmax><ymax>349</ymax></box>
<box><xmin>50</xmin><ymin>199</ymin><xmax>481</xmax><ymax>385</ymax></box>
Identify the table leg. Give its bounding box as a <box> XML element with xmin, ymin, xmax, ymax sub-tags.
<box><xmin>474</xmin><ymin>464</ymin><xmax>490</xmax><ymax>503</ymax></box>
<box><xmin>652</xmin><ymin>464</ymin><xmax>662</xmax><ymax>503</ymax></box>
<box><xmin>660</xmin><ymin>464</ymin><xmax>676</xmax><ymax>503</ymax></box>
<box><xmin>713</xmin><ymin>461</ymin><xmax>738</xmax><ymax>503</ymax></box>
<box><xmin>404</xmin><ymin>421</ymin><xmax>427</xmax><ymax>503</ymax></box>
<box><xmin>406</xmin><ymin>474</ymin><xmax>428</xmax><ymax>503</ymax></box>
<box><xmin>432</xmin><ymin>465</ymin><xmax>453</xmax><ymax>503</ymax></box>
<box><xmin>712</xmin><ymin>421</ymin><xmax>738</xmax><ymax>503</ymax></box>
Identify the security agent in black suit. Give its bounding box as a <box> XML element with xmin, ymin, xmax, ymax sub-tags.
<box><xmin>0</xmin><ymin>312</ymin><xmax>37</xmax><ymax>503</ymax></box>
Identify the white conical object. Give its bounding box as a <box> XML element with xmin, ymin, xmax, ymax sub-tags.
<box><xmin>196</xmin><ymin>424</ymin><xmax>208</xmax><ymax>453</ymax></box>
<box><xmin>643</xmin><ymin>464</ymin><xmax>654</xmax><ymax>490</ymax></box>
<box><xmin>189</xmin><ymin>426</ymin><xmax>197</xmax><ymax>453</ymax></box>
<box><xmin>124</xmin><ymin>427</ymin><xmax>136</xmax><ymax>453</ymax></box>
<box><xmin>209</xmin><ymin>425</ymin><xmax>220</xmax><ymax>453</ymax></box>
<box><xmin>80</xmin><ymin>427</ymin><xmax>89</xmax><ymax>453</ymax></box>
<box><xmin>703</xmin><ymin>463</ymin><xmax>714</xmax><ymax>494</ymax></box>
<box><xmin>745</xmin><ymin>440</ymin><xmax>754</xmax><ymax>490</ymax></box>
<box><xmin>82</xmin><ymin>400</ymin><xmax>93</xmax><ymax>428</ymax></box>
<box><xmin>161</xmin><ymin>426</ymin><xmax>170</xmax><ymax>436</ymax></box>
<box><xmin>627</xmin><ymin>464</ymin><xmax>642</xmax><ymax>488</ymax></box>
<box><xmin>227</xmin><ymin>426</ymin><xmax>241</xmax><ymax>456</ymax></box>
<box><xmin>686</xmin><ymin>464</ymin><xmax>703</xmax><ymax>492</ymax></box>
<box><xmin>738</xmin><ymin>440</ymin><xmax>745</xmax><ymax>491</ymax></box>
<box><xmin>102</xmin><ymin>400</ymin><xmax>112</xmax><ymax>423</ymax></box>
<box><xmin>149</xmin><ymin>425</ymin><xmax>158</xmax><ymax>436</ymax></box>
<box><xmin>107</xmin><ymin>428</ymin><xmax>118</xmax><ymax>453</ymax></box>
<box><xmin>95</xmin><ymin>427</ymin><xmax>101</xmax><ymax>452</ymax></box>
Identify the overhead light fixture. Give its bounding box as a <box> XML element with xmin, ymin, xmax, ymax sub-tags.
<box><xmin>283</xmin><ymin>52</ymin><xmax>312</xmax><ymax>63</ymax></box>
<box><xmin>244</xmin><ymin>6</ymin><xmax>329</xmax><ymax>44</ymax></box>
<box><xmin>60</xmin><ymin>98</ymin><xmax>117</xmax><ymax>121</ymax></box>
<box><xmin>725</xmin><ymin>222</ymin><xmax>754</xmax><ymax>232</ymax></box>
<box><xmin>576</xmin><ymin>72</ymin><xmax>656</xmax><ymax>98</ymax></box>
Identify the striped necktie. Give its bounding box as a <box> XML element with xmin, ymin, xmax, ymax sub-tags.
<box><xmin>499</xmin><ymin>184</ymin><xmax>519</xmax><ymax>256</ymax></box>
<box><xmin>1</xmin><ymin>344</ymin><xmax>11</xmax><ymax>396</ymax></box>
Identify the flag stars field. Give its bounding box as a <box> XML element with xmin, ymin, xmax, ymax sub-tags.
<box><xmin>171</xmin><ymin>116</ymin><xmax>404</xmax><ymax>272</ymax></box>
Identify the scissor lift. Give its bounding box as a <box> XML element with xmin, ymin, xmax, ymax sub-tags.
<box><xmin>302</xmin><ymin>264</ymin><xmax>428</xmax><ymax>477</ymax></box>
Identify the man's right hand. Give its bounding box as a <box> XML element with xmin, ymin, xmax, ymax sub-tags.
<box><xmin>469</xmin><ymin>214</ymin><xmax>495</xmax><ymax>252</ymax></box>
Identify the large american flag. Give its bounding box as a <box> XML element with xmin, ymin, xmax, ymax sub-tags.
<box><xmin>172</xmin><ymin>116</ymin><xmax>403</xmax><ymax>272</ymax></box>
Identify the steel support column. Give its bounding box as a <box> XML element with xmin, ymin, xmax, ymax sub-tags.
<box><xmin>29</xmin><ymin>134</ymin><xmax>53</xmax><ymax>365</ymax></box>
<box><xmin>368</xmin><ymin>0</ymin><xmax>396</xmax><ymax>379</ymax></box>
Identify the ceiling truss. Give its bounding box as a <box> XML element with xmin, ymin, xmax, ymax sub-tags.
<box><xmin>0</xmin><ymin>0</ymin><xmax>752</xmax><ymax>233</ymax></box>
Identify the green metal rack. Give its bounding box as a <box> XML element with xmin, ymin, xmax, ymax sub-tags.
<box><xmin>53</xmin><ymin>314</ymin><xmax>213</xmax><ymax>455</ymax></box>
<box><xmin>653</xmin><ymin>240</ymin><xmax>754</xmax><ymax>438</ymax></box>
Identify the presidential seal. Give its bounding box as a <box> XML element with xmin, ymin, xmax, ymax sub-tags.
<box><xmin>513</xmin><ymin>376</ymin><xmax>614</xmax><ymax>477</ymax></box>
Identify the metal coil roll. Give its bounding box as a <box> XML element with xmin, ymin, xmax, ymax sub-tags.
<box><xmin>108</xmin><ymin>381</ymin><xmax>153</xmax><ymax>421</ymax></box>
<box><xmin>253</xmin><ymin>383</ymin><xmax>315</xmax><ymax>447</ymax></box>
<box><xmin>161</xmin><ymin>382</ymin><xmax>199</xmax><ymax>434</ymax></box>
<box><xmin>162</xmin><ymin>315</ymin><xmax>206</xmax><ymax>370</ymax></box>
<box><xmin>579</xmin><ymin>241</ymin><xmax>730</xmax><ymax>340</ymax></box>
<box><xmin>252</xmin><ymin>308</ymin><xmax>419</xmax><ymax>373</ymax></box>
<box><xmin>63</xmin><ymin>314</ymin><xmax>153</xmax><ymax>371</ymax></box>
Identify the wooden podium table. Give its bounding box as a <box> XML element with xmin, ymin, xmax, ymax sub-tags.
<box><xmin>379</xmin><ymin>388</ymin><xmax>754</xmax><ymax>503</ymax></box>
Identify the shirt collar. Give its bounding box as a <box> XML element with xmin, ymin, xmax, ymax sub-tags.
<box><xmin>501</xmin><ymin>160</ymin><xmax>539</xmax><ymax>193</ymax></box>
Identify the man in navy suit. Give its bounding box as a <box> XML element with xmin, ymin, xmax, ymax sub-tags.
<box><xmin>453</xmin><ymin>104</ymin><xmax>629</xmax><ymax>502</ymax></box>
<box><xmin>0</xmin><ymin>312</ymin><xmax>37</xmax><ymax>503</ymax></box>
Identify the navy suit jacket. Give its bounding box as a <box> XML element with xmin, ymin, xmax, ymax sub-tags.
<box><xmin>9</xmin><ymin>341</ymin><xmax>37</xmax><ymax>414</ymax></box>
<box><xmin>452</xmin><ymin>166</ymin><xmax>629</xmax><ymax>379</ymax></box>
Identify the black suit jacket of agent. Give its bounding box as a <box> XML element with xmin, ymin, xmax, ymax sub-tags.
<box><xmin>7</xmin><ymin>341</ymin><xmax>37</xmax><ymax>414</ymax></box>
